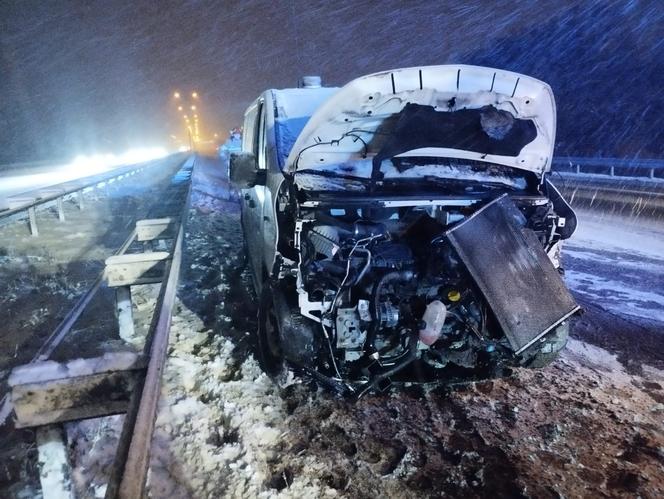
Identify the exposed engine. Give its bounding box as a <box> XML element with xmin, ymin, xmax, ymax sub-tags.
<box><xmin>283</xmin><ymin>194</ymin><xmax>574</xmax><ymax>395</ymax></box>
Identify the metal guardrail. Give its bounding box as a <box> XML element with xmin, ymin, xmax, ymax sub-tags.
<box><xmin>0</xmin><ymin>228</ymin><xmax>138</xmax><ymax>427</ymax></box>
<box><xmin>107</xmin><ymin>199</ymin><xmax>188</xmax><ymax>499</ymax></box>
<box><xmin>2</xmin><ymin>155</ymin><xmax>194</xmax><ymax>498</ymax></box>
<box><xmin>552</xmin><ymin>156</ymin><xmax>664</xmax><ymax>180</ymax></box>
<box><xmin>0</xmin><ymin>153</ymin><xmax>185</xmax><ymax>235</ymax></box>
<box><xmin>550</xmin><ymin>157</ymin><xmax>664</xmax><ymax>217</ymax></box>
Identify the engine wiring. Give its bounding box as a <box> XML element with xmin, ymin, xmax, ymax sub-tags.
<box><xmin>320</xmin><ymin>322</ymin><xmax>346</xmax><ymax>389</ymax></box>
<box><xmin>328</xmin><ymin>235</ymin><xmax>381</xmax><ymax>313</ymax></box>
<box><xmin>320</xmin><ymin>234</ymin><xmax>382</xmax><ymax>391</ymax></box>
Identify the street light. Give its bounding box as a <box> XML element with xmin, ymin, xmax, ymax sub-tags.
<box><xmin>171</xmin><ymin>88</ymin><xmax>203</xmax><ymax>151</ymax></box>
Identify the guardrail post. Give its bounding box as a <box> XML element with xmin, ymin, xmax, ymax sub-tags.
<box><xmin>105</xmin><ymin>248</ymin><xmax>170</xmax><ymax>341</ymax></box>
<box><xmin>610</xmin><ymin>166</ymin><xmax>615</xmax><ymax>176</ymax></box>
<box><xmin>77</xmin><ymin>191</ymin><xmax>84</xmax><ymax>210</ymax></box>
<box><xmin>576</xmin><ymin>164</ymin><xmax>581</xmax><ymax>174</ymax></box>
<box><xmin>28</xmin><ymin>207</ymin><xmax>39</xmax><ymax>236</ymax></box>
<box><xmin>36</xmin><ymin>425</ymin><xmax>74</xmax><ymax>499</ymax></box>
<box><xmin>116</xmin><ymin>286</ymin><xmax>135</xmax><ymax>342</ymax></box>
<box><xmin>650</xmin><ymin>168</ymin><xmax>655</xmax><ymax>179</ymax></box>
<box><xmin>57</xmin><ymin>197</ymin><xmax>65</xmax><ymax>222</ymax></box>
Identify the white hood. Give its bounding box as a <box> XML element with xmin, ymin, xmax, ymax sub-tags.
<box><xmin>286</xmin><ymin>65</ymin><xmax>556</xmax><ymax>178</ymax></box>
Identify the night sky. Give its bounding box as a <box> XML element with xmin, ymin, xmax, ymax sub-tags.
<box><xmin>1</xmin><ymin>0</ymin><xmax>662</xmax><ymax>164</ymax></box>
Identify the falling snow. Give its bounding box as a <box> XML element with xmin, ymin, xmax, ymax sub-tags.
<box><xmin>1</xmin><ymin>1</ymin><xmax>663</xmax><ymax>163</ymax></box>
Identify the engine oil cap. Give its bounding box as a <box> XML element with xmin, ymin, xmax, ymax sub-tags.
<box><xmin>447</xmin><ymin>290</ymin><xmax>461</xmax><ymax>302</ymax></box>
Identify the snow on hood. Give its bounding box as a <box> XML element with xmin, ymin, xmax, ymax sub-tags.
<box><xmin>286</xmin><ymin>65</ymin><xmax>556</xmax><ymax>179</ymax></box>
<box><xmin>294</xmin><ymin>158</ymin><xmax>529</xmax><ymax>192</ymax></box>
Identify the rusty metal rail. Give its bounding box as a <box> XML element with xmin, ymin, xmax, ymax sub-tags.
<box><xmin>3</xmin><ymin>155</ymin><xmax>195</xmax><ymax>498</ymax></box>
<box><xmin>106</xmin><ymin>200</ymin><xmax>188</xmax><ymax>498</ymax></box>
<box><xmin>109</xmin><ymin>169</ymin><xmax>192</xmax><ymax>499</ymax></box>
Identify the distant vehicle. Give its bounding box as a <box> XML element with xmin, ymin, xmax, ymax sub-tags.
<box><xmin>218</xmin><ymin>128</ymin><xmax>242</xmax><ymax>159</ymax></box>
<box><xmin>230</xmin><ymin>66</ymin><xmax>580</xmax><ymax>396</ymax></box>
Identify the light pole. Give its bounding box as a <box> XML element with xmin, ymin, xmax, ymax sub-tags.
<box><xmin>186</xmin><ymin>128</ymin><xmax>193</xmax><ymax>150</ymax></box>
<box><xmin>172</xmin><ymin>89</ymin><xmax>204</xmax><ymax>151</ymax></box>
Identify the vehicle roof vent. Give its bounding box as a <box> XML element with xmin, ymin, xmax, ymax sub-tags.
<box><xmin>299</xmin><ymin>76</ymin><xmax>322</xmax><ymax>88</ymax></box>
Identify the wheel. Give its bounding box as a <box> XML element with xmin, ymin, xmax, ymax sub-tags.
<box><xmin>256</xmin><ymin>282</ymin><xmax>287</xmax><ymax>378</ymax></box>
<box><xmin>521</xmin><ymin>322</ymin><xmax>569</xmax><ymax>368</ymax></box>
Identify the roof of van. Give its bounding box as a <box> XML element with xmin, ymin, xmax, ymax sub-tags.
<box><xmin>272</xmin><ymin>87</ymin><xmax>339</xmax><ymax>170</ymax></box>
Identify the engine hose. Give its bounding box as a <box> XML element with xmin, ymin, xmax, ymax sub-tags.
<box><xmin>356</xmin><ymin>332</ymin><xmax>418</xmax><ymax>399</ymax></box>
<box><xmin>351</xmin><ymin>248</ymin><xmax>371</xmax><ymax>285</ymax></box>
<box><xmin>366</xmin><ymin>270</ymin><xmax>414</xmax><ymax>352</ymax></box>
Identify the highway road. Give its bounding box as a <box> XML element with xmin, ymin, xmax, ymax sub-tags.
<box><xmin>564</xmin><ymin>208</ymin><xmax>664</xmax><ymax>325</ymax></box>
<box><xmin>0</xmin><ymin>162</ymin><xmax>98</xmax><ymax>197</ymax></box>
<box><xmin>0</xmin><ymin>150</ymin><xmax>169</xmax><ymax>209</ymax></box>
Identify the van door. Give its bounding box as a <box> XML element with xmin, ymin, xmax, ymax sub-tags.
<box><xmin>241</xmin><ymin>99</ymin><xmax>268</xmax><ymax>287</ymax></box>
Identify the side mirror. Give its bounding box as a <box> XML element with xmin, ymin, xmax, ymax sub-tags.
<box><xmin>229</xmin><ymin>152</ymin><xmax>265</xmax><ymax>189</ymax></box>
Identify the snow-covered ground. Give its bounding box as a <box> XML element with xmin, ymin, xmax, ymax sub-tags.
<box><xmin>3</xmin><ymin>155</ymin><xmax>664</xmax><ymax>498</ymax></box>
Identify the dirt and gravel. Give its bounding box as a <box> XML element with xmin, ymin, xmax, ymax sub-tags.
<box><xmin>1</xmin><ymin>155</ymin><xmax>663</xmax><ymax>498</ymax></box>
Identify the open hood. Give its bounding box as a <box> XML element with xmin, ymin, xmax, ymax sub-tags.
<box><xmin>286</xmin><ymin>65</ymin><xmax>556</xmax><ymax>180</ymax></box>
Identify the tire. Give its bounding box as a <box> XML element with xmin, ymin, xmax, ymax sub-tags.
<box><xmin>522</xmin><ymin>322</ymin><xmax>569</xmax><ymax>368</ymax></box>
<box><xmin>256</xmin><ymin>282</ymin><xmax>287</xmax><ymax>378</ymax></box>
<box><xmin>233</xmin><ymin>235</ymin><xmax>249</xmax><ymax>273</ymax></box>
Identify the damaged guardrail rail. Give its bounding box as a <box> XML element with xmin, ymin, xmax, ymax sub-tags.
<box><xmin>0</xmin><ymin>153</ymin><xmax>186</xmax><ymax>236</ymax></box>
<box><xmin>2</xmin><ymin>156</ymin><xmax>194</xmax><ymax>499</ymax></box>
<box><xmin>550</xmin><ymin>157</ymin><xmax>664</xmax><ymax>216</ymax></box>
<box><xmin>552</xmin><ymin>156</ymin><xmax>664</xmax><ymax>180</ymax></box>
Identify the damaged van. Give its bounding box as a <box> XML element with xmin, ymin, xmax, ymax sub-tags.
<box><xmin>230</xmin><ymin>66</ymin><xmax>579</xmax><ymax>396</ymax></box>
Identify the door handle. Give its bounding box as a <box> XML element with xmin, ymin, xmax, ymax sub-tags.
<box><xmin>242</xmin><ymin>193</ymin><xmax>256</xmax><ymax>208</ymax></box>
